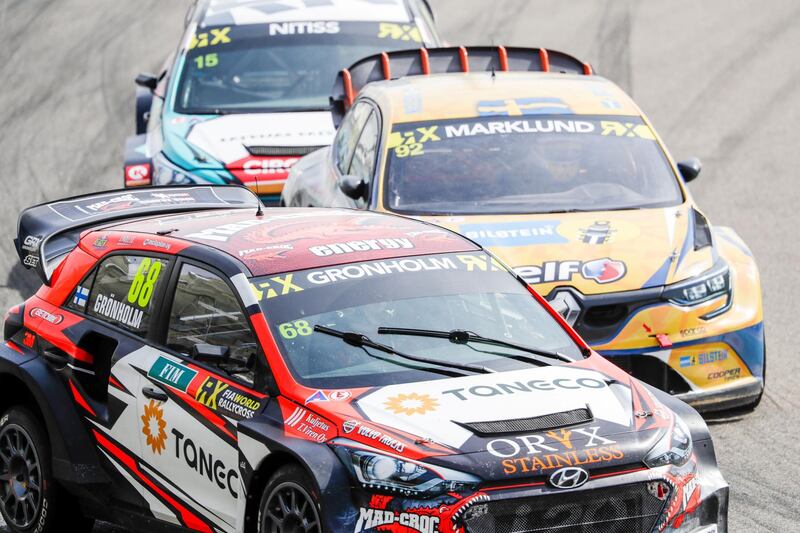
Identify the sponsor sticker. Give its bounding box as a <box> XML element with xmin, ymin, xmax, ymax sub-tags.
<box><xmin>148</xmin><ymin>356</ymin><xmax>197</xmax><ymax>392</ymax></box>
<box><xmin>341</xmin><ymin>420</ymin><xmax>404</xmax><ymax>452</ymax></box>
<box><xmin>284</xmin><ymin>406</ymin><xmax>332</xmax><ymax>443</ymax></box>
<box><xmin>29</xmin><ymin>307</ymin><xmax>63</xmax><ymax>325</ymax></box>
<box><xmin>125</xmin><ymin>164</ymin><xmax>152</xmax><ymax>187</ymax></box>
<box><xmin>21</xmin><ymin>235</ymin><xmax>42</xmax><ymax>252</ymax></box>
<box><xmin>309</xmin><ymin>238</ymin><xmax>413</xmax><ymax>257</ymax></box>
<box><xmin>305</xmin><ymin>389</ymin><xmax>351</xmax><ymax>403</ymax></box>
<box><xmin>459</xmin><ymin>221</ymin><xmax>566</xmax><ymax>247</ymax></box>
<box><xmin>355</xmin><ymin>508</ymin><xmax>439</xmax><ymax>533</ymax></box>
<box><xmin>377</xmin><ymin>22</ymin><xmax>421</xmax><ymax>42</ymax></box>
<box><xmin>269</xmin><ymin>21</ymin><xmax>339</xmax><ymax>35</ymax></box>
<box><xmin>171</xmin><ymin>428</ymin><xmax>239</xmax><ymax>498</ymax></box>
<box><xmin>195</xmin><ymin>376</ymin><xmax>263</xmax><ymax>420</ymax></box>
<box><xmin>515</xmin><ymin>258</ymin><xmax>626</xmax><ymax>285</ymax></box>
<box><xmin>384</xmin><ymin>393</ymin><xmax>439</xmax><ymax>416</ymax></box>
<box><xmin>486</xmin><ymin>426</ymin><xmax>623</xmax><ymax>475</ymax></box>
<box><xmin>141</xmin><ymin>399</ymin><xmax>168</xmax><ymax>454</ymax></box>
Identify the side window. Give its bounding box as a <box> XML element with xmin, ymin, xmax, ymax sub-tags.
<box><xmin>67</xmin><ymin>270</ymin><xmax>97</xmax><ymax>314</ymax></box>
<box><xmin>348</xmin><ymin>110</ymin><xmax>380</xmax><ymax>184</ymax></box>
<box><xmin>166</xmin><ymin>264</ymin><xmax>258</xmax><ymax>385</ymax></box>
<box><xmin>87</xmin><ymin>255</ymin><xmax>169</xmax><ymax>336</ymax></box>
<box><xmin>333</xmin><ymin>102</ymin><xmax>372</xmax><ymax>175</ymax></box>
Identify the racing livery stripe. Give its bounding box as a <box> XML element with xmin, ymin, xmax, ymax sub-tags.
<box><xmin>69</xmin><ymin>380</ymin><xmax>97</xmax><ymax>417</ymax></box>
<box><xmin>93</xmin><ymin>429</ymin><xmax>214</xmax><ymax>533</ymax></box>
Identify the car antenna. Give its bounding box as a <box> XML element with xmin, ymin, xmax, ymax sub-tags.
<box><xmin>253</xmin><ymin>170</ymin><xmax>264</xmax><ymax>216</ymax></box>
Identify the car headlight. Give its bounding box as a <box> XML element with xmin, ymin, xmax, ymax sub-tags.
<box><xmin>335</xmin><ymin>446</ymin><xmax>480</xmax><ymax>497</ymax></box>
<box><xmin>644</xmin><ymin>416</ymin><xmax>693</xmax><ymax>468</ymax></box>
<box><xmin>152</xmin><ymin>152</ymin><xmax>198</xmax><ymax>186</ymax></box>
<box><xmin>662</xmin><ymin>259</ymin><xmax>731</xmax><ymax>312</ymax></box>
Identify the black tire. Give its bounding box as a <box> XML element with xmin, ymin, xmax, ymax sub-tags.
<box><xmin>0</xmin><ymin>406</ymin><xmax>94</xmax><ymax>533</ymax></box>
<box><xmin>258</xmin><ymin>464</ymin><xmax>322</xmax><ymax>533</ymax></box>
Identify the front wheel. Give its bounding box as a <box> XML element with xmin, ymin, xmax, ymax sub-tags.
<box><xmin>258</xmin><ymin>465</ymin><xmax>322</xmax><ymax>533</ymax></box>
<box><xmin>0</xmin><ymin>406</ymin><xmax>94</xmax><ymax>533</ymax></box>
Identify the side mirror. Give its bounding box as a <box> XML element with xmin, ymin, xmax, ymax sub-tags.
<box><xmin>191</xmin><ymin>344</ymin><xmax>230</xmax><ymax>363</ymax></box>
<box><xmin>339</xmin><ymin>174</ymin><xmax>366</xmax><ymax>200</ymax></box>
<box><xmin>135</xmin><ymin>72</ymin><xmax>159</xmax><ymax>92</ymax></box>
<box><xmin>677</xmin><ymin>158</ymin><xmax>702</xmax><ymax>183</ymax></box>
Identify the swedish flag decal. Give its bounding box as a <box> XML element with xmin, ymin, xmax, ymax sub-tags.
<box><xmin>477</xmin><ymin>97</ymin><xmax>573</xmax><ymax>116</ymax></box>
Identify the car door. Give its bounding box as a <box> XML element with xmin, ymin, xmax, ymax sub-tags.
<box><xmin>63</xmin><ymin>252</ymin><xmax>174</xmax><ymax>515</ymax></box>
<box><xmin>136</xmin><ymin>259</ymin><xmax>268</xmax><ymax>532</ymax></box>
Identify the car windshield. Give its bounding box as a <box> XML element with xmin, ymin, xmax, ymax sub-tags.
<box><xmin>176</xmin><ymin>21</ymin><xmax>422</xmax><ymax>113</ymax></box>
<box><xmin>253</xmin><ymin>251</ymin><xmax>583</xmax><ymax>389</ymax></box>
<box><xmin>384</xmin><ymin>114</ymin><xmax>684</xmax><ymax>215</ymax></box>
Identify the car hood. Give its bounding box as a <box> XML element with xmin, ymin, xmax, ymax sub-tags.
<box><xmin>314</xmin><ymin>362</ymin><xmax>671</xmax><ymax>480</ymax></box>
<box><xmin>417</xmin><ymin>206</ymin><xmax>715</xmax><ymax>295</ymax></box>
<box><xmin>165</xmin><ymin>111</ymin><xmax>335</xmax><ymax>193</ymax></box>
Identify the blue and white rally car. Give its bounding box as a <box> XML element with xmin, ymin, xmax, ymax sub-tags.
<box><xmin>123</xmin><ymin>0</ymin><xmax>440</xmax><ymax>204</ymax></box>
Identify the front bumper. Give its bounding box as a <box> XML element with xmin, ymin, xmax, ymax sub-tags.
<box><xmin>335</xmin><ymin>462</ymin><xmax>728</xmax><ymax>533</ymax></box>
<box><xmin>599</xmin><ymin>321</ymin><xmax>765</xmax><ymax>413</ymax></box>
<box><xmin>676</xmin><ymin>376</ymin><xmax>763</xmax><ymax>412</ymax></box>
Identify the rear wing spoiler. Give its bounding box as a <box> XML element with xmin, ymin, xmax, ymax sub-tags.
<box><xmin>331</xmin><ymin>46</ymin><xmax>594</xmax><ymax>126</ymax></box>
<box><xmin>15</xmin><ymin>186</ymin><xmax>259</xmax><ymax>285</ymax></box>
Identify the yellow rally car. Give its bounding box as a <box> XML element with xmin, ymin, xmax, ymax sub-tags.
<box><xmin>281</xmin><ymin>46</ymin><xmax>765</xmax><ymax>412</ymax></box>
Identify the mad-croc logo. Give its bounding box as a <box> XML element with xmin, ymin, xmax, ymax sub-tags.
<box><xmin>486</xmin><ymin>426</ymin><xmax>624</xmax><ymax>475</ymax></box>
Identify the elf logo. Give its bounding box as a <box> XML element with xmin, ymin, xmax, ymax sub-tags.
<box><xmin>515</xmin><ymin>258</ymin><xmax>626</xmax><ymax>285</ymax></box>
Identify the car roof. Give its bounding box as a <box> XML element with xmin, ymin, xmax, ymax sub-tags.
<box><xmin>361</xmin><ymin>72</ymin><xmax>643</xmax><ymax>124</ymax></box>
<box><xmin>199</xmin><ymin>0</ymin><xmax>414</xmax><ymax>26</ymax></box>
<box><xmin>104</xmin><ymin>207</ymin><xmax>478</xmax><ymax>276</ymax></box>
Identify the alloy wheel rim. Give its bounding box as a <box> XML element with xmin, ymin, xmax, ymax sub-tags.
<box><xmin>262</xmin><ymin>481</ymin><xmax>321</xmax><ymax>533</ymax></box>
<box><xmin>0</xmin><ymin>424</ymin><xmax>43</xmax><ymax>529</ymax></box>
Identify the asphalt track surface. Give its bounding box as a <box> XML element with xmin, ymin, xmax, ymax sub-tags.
<box><xmin>0</xmin><ymin>0</ymin><xmax>798</xmax><ymax>531</ymax></box>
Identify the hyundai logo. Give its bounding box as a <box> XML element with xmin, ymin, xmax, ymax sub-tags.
<box><xmin>549</xmin><ymin>467</ymin><xmax>590</xmax><ymax>489</ymax></box>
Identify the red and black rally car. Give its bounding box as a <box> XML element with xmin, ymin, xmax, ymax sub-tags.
<box><xmin>3</xmin><ymin>186</ymin><xmax>726</xmax><ymax>532</ymax></box>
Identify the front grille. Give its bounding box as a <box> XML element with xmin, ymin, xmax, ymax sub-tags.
<box><xmin>460</xmin><ymin>408</ymin><xmax>593</xmax><ymax>436</ymax></box>
<box><xmin>464</xmin><ymin>483</ymin><xmax>668</xmax><ymax>533</ymax></box>
<box><xmin>609</xmin><ymin>355</ymin><xmax>691</xmax><ymax>395</ymax></box>
<box><xmin>245</xmin><ymin>145</ymin><xmax>325</xmax><ymax>156</ymax></box>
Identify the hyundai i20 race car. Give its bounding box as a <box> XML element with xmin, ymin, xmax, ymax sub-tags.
<box><xmin>3</xmin><ymin>186</ymin><xmax>726</xmax><ymax>532</ymax></box>
<box><xmin>281</xmin><ymin>46</ymin><xmax>765</xmax><ymax>412</ymax></box>
<box><xmin>123</xmin><ymin>0</ymin><xmax>440</xmax><ymax>204</ymax></box>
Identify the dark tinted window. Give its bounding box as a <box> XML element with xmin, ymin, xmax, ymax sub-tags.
<box><xmin>87</xmin><ymin>255</ymin><xmax>169</xmax><ymax>335</ymax></box>
<box><xmin>167</xmin><ymin>263</ymin><xmax>258</xmax><ymax>384</ymax></box>
<box><xmin>385</xmin><ymin>115</ymin><xmax>683</xmax><ymax>214</ymax></box>
<box><xmin>175</xmin><ymin>22</ymin><xmax>422</xmax><ymax>113</ymax></box>
<box><xmin>254</xmin><ymin>252</ymin><xmax>583</xmax><ymax>389</ymax></box>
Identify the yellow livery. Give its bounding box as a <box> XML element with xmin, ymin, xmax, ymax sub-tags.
<box><xmin>282</xmin><ymin>46</ymin><xmax>765</xmax><ymax>411</ymax></box>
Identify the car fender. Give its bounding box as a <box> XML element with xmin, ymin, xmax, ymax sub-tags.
<box><xmin>238</xmin><ymin>414</ymin><xmax>353</xmax><ymax>531</ymax></box>
<box><xmin>0</xmin><ymin>344</ymin><xmax>109</xmax><ymax>486</ymax></box>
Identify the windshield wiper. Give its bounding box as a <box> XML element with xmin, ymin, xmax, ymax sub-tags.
<box><xmin>313</xmin><ymin>325</ymin><xmax>494</xmax><ymax>376</ymax></box>
<box><xmin>377</xmin><ymin>327</ymin><xmax>576</xmax><ymax>365</ymax></box>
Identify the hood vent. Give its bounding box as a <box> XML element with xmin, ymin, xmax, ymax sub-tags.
<box><xmin>458</xmin><ymin>407</ymin><xmax>593</xmax><ymax>436</ymax></box>
<box><xmin>245</xmin><ymin>145</ymin><xmax>326</xmax><ymax>157</ymax></box>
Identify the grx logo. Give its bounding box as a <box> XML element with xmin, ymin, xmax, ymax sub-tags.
<box><xmin>549</xmin><ymin>467</ymin><xmax>589</xmax><ymax>489</ymax></box>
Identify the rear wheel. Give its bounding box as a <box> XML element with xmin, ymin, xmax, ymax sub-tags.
<box><xmin>0</xmin><ymin>406</ymin><xmax>94</xmax><ymax>533</ymax></box>
<box><xmin>258</xmin><ymin>465</ymin><xmax>322</xmax><ymax>533</ymax></box>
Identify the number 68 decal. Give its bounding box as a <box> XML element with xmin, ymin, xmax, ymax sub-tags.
<box><xmin>127</xmin><ymin>258</ymin><xmax>162</xmax><ymax>308</ymax></box>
